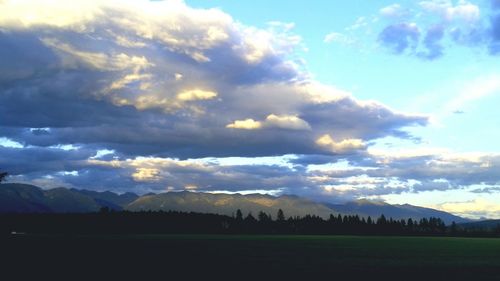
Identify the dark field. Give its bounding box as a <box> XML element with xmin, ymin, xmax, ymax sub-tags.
<box><xmin>3</xmin><ymin>234</ymin><xmax>500</xmax><ymax>280</ymax></box>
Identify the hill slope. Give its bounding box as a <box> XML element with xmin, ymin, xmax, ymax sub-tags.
<box><xmin>0</xmin><ymin>183</ymin><xmax>51</xmax><ymax>213</ymax></box>
<box><xmin>126</xmin><ymin>191</ymin><xmax>334</xmax><ymax>218</ymax></box>
<box><xmin>72</xmin><ymin>189</ymin><xmax>138</xmax><ymax>210</ymax></box>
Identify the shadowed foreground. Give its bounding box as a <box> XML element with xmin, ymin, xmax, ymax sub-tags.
<box><xmin>3</xmin><ymin>234</ymin><xmax>500</xmax><ymax>280</ymax></box>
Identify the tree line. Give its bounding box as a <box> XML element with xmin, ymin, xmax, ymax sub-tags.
<box><xmin>1</xmin><ymin>208</ymin><xmax>498</xmax><ymax>237</ymax></box>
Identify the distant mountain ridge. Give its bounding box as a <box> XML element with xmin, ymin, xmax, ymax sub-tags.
<box><xmin>0</xmin><ymin>183</ymin><xmax>138</xmax><ymax>213</ymax></box>
<box><xmin>459</xmin><ymin>219</ymin><xmax>500</xmax><ymax>229</ymax></box>
<box><xmin>127</xmin><ymin>191</ymin><xmax>335</xmax><ymax>219</ymax></box>
<box><xmin>326</xmin><ymin>200</ymin><xmax>469</xmax><ymax>225</ymax></box>
<box><xmin>0</xmin><ymin>183</ymin><xmax>469</xmax><ymax>224</ymax></box>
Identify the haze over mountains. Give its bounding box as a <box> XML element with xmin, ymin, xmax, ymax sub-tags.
<box><xmin>0</xmin><ymin>183</ymin><xmax>469</xmax><ymax>224</ymax></box>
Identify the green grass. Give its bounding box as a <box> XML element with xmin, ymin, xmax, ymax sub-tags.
<box><xmin>3</xmin><ymin>234</ymin><xmax>500</xmax><ymax>279</ymax></box>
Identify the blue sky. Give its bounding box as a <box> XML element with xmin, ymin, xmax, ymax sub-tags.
<box><xmin>1</xmin><ymin>0</ymin><xmax>500</xmax><ymax>218</ymax></box>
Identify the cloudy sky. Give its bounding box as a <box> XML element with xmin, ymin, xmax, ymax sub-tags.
<box><xmin>1</xmin><ymin>0</ymin><xmax>500</xmax><ymax>219</ymax></box>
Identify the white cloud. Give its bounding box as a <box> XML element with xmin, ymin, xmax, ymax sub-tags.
<box><xmin>316</xmin><ymin>134</ymin><xmax>365</xmax><ymax>153</ymax></box>
<box><xmin>264</xmin><ymin>114</ymin><xmax>311</xmax><ymax>130</ymax></box>
<box><xmin>323</xmin><ymin>32</ymin><xmax>355</xmax><ymax>45</ymax></box>
<box><xmin>0</xmin><ymin>137</ymin><xmax>23</xmax><ymax>148</ymax></box>
<box><xmin>41</xmin><ymin>38</ymin><xmax>152</xmax><ymax>71</ymax></box>
<box><xmin>300</xmin><ymin>82</ymin><xmax>351</xmax><ymax>104</ymax></box>
<box><xmin>380</xmin><ymin>4</ymin><xmax>407</xmax><ymax>18</ymax></box>
<box><xmin>132</xmin><ymin>167</ymin><xmax>161</xmax><ymax>182</ymax></box>
<box><xmin>419</xmin><ymin>0</ymin><xmax>480</xmax><ymax>23</ymax></box>
<box><xmin>227</xmin><ymin>114</ymin><xmax>311</xmax><ymax>130</ymax></box>
<box><xmin>176</xmin><ymin>89</ymin><xmax>218</xmax><ymax>101</ymax></box>
<box><xmin>0</xmin><ymin>0</ymin><xmax>101</xmax><ymax>30</ymax></box>
<box><xmin>226</xmin><ymin>119</ymin><xmax>262</xmax><ymax>130</ymax></box>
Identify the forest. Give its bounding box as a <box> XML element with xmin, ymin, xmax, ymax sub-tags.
<box><xmin>2</xmin><ymin>208</ymin><xmax>498</xmax><ymax>237</ymax></box>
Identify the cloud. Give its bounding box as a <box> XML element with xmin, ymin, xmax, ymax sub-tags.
<box><xmin>365</xmin><ymin>148</ymin><xmax>500</xmax><ymax>188</ymax></box>
<box><xmin>0</xmin><ymin>0</ymin><xmax>433</xmax><ymax>200</ymax></box>
<box><xmin>176</xmin><ymin>89</ymin><xmax>218</xmax><ymax>101</ymax></box>
<box><xmin>132</xmin><ymin>167</ymin><xmax>162</xmax><ymax>182</ymax></box>
<box><xmin>4</xmin><ymin>139</ymin><xmax>500</xmax><ymax>207</ymax></box>
<box><xmin>227</xmin><ymin>114</ymin><xmax>311</xmax><ymax>131</ymax></box>
<box><xmin>0</xmin><ymin>145</ymin><xmax>95</xmax><ymax>175</ymax></box>
<box><xmin>380</xmin><ymin>4</ymin><xmax>408</xmax><ymax>18</ymax></box>
<box><xmin>419</xmin><ymin>0</ymin><xmax>480</xmax><ymax>23</ymax></box>
<box><xmin>226</xmin><ymin>119</ymin><xmax>262</xmax><ymax>130</ymax></box>
<box><xmin>419</xmin><ymin>24</ymin><xmax>445</xmax><ymax>60</ymax></box>
<box><xmin>315</xmin><ymin>134</ymin><xmax>365</xmax><ymax>153</ymax></box>
<box><xmin>490</xmin><ymin>13</ymin><xmax>500</xmax><ymax>54</ymax></box>
<box><xmin>264</xmin><ymin>114</ymin><xmax>311</xmax><ymax>130</ymax></box>
<box><xmin>493</xmin><ymin>0</ymin><xmax>500</xmax><ymax>10</ymax></box>
<box><xmin>378</xmin><ymin>23</ymin><xmax>420</xmax><ymax>54</ymax></box>
<box><xmin>84</xmin><ymin>156</ymin><xmax>310</xmax><ymax>194</ymax></box>
<box><xmin>376</xmin><ymin>1</ymin><xmax>500</xmax><ymax>59</ymax></box>
<box><xmin>323</xmin><ymin>32</ymin><xmax>355</xmax><ymax>45</ymax></box>
<box><xmin>435</xmin><ymin>198</ymin><xmax>500</xmax><ymax>219</ymax></box>
<box><xmin>40</xmin><ymin>37</ymin><xmax>152</xmax><ymax>71</ymax></box>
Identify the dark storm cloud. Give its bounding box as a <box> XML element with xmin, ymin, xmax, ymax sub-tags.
<box><xmin>0</xmin><ymin>146</ymin><xmax>94</xmax><ymax>175</ymax></box>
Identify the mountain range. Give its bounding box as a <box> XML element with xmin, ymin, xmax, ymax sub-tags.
<box><xmin>0</xmin><ymin>183</ymin><xmax>469</xmax><ymax>224</ymax></box>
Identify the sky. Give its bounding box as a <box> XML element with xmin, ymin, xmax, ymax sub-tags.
<box><xmin>1</xmin><ymin>0</ymin><xmax>500</xmax><ymax>219</ymax></box>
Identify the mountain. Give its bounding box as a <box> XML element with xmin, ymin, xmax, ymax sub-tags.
<box><xmin>0</xmin><ymin>183</ymin><xmax>470</xmax><ymax>224</ymax></box>
<box><xmin>126</xmin><ymin>191</ymin><xmax>334</xmax><ymax>218</ymax></box>
<box><xmin>72</xmin><ymin>189</ymin><xmax>138</xmax><ymax>210</ymax></box>
<box><xmin>44</xmin><ymin>187</ymin><xmax>101</xmax><ymax>213</ymax></box>
<box><xmin>326</xmin><ymin>199</ymin><xmax>469</xmax><ymax>224</ymax></box>
<box><xmin>0</xmin><ymin>183</ymin><xmax>136</xmax><ymax>213</ymax></box>
<box><xmin>0</xmin><ymin>183</ymin><xmax>52</xmax><ymax>213</ymax></box>
<box><xmin>459</xmin><ymin>219</ymin><xmax>500</xmax><ymax>230</ymax></box>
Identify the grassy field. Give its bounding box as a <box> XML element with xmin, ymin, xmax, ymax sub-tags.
<box><xmin>3</xmin><ymin>234</ymin><xmax>500</xmax><ymax>279</ymax></box>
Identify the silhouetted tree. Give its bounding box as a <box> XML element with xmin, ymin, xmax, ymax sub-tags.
<box><xmin>407</xmin><ymin>218</ymin><xmax>414</xmax><ymax>228</ymax></box>
<box><xmin>277</xmin><ymin>209</ymin><xmax>285</xmax><ymax>222</ymax></box>
<box><xmin>0</xmin><ymin>170</ymin><xmax>8</xmax><ymax>183</ymax></box>
<box><xmin>450</xmin><ymin>221</ymin><xmax>457</xmax><ymax>235</ymax></box>
<box><xmin>377</xmin><ymin>214</ymin><xmax>387</xmax><ymax>225</ymax></box>
<box><xmin>235</xmin><ymin>209</ymin><xmax>243</xmax><ymax>221</ymax></box>
<box><xmin>244</xmin><ymin>212</ymin><xmax>257</xmax><ymax>223</ymax></box>
<box><xmin>494</xmin><ymin>224</ymin><xmax>500</xmax><ymax>235</ymax></box>
<box><xmin>258</xmin><ymin>211</ymin><xmax>271</xmax><ymax>222</ymax></box>
<box><xmin>366</xmin><ymin>216</ymin><xmax>373</xmax><ymax>225</ymax></box>
<box><xmin>0</xmin><ymin>209</ymin><xmax>492</xmax><ymax>237</ymax></box>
